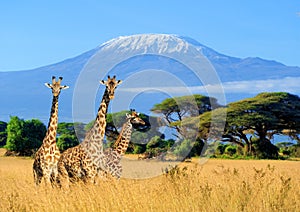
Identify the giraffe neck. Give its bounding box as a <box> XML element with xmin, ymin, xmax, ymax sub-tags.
<box><xmin>114</xmin><ymin>119</ymin><xmax>133</xmax><ymax>155</ymax></box>
<box><xmin>87</xmin><ymin>88</ymin><xmax>110</xmax><ymax>147</ymax></box>
<box><xmin>44</xmin><ymin>95</ymin><xmax>59</xmax><ymax>145</ymax></box>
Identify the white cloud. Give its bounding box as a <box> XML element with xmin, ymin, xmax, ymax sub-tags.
<box><xmin>119</xmin><ymin>77</ymin><xmax>300</xmax><ymax>95</ymax></box>
<box><xmin>220</xmin><ymin>77</ymin><xmax>300</xmax><ymax>94</ymax></box>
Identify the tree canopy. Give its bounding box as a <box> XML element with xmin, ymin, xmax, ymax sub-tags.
<box><xmin>151</xmin><ymin>94</ymin><xmax>222</xmax><ymax>138</ymax></box>
<box><xmin>4</xmin><ymin>116</ymin><xmax>46</xmax><ymax>156</ymax></box>
<box><xmin>194</xmin><ymin>92</ymin><xmax>300</xmax><ymax>158</ymax></box>
<box><xmin>56</xmin><ymin>122</ymin><xmax>84</xmax><ymax>152</ymax></box>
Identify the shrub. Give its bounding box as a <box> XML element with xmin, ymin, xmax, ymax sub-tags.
<box><xmin>57</xmin><ymin>134</ymin><xmax>79</xmax><ymax>152</ymax></box>
<box><xmin>4</xmin><ymin>116</ymin><xmax>46</xmax><ymax>156</ymax></box>
<box><xmin>0</xmin><ymin>121</ymin><xmax>7</xmax><ymax>147</ymax></box>
<box><xmin>225</xmin><ymin>145</ymin><xmax>237</xmax><ymax>156</ymax></box>
<box><xmin>133</xmin><ymin>145</ymin><xmax>146</xmax><ymax>154</ymax></box>
<box><xmin>289</xmin><ymin>145</ymin><xmax>300</xmax><ymax>158</ymax></box>
<box><xmin>216</xmin><ymin>143</ymin><xmax>228</xmax><ymax>155</ymax></box>
<box><xmin>173</xmin><ymin>139</ymin><xmax>193</xmax><ymax>160</ymax></box>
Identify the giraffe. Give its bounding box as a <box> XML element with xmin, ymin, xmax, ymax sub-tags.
<box><xmin>57</xmin><ymin>75</ymin><xmax>121</xmax><ymax>185</ymax></box>
<box><xmin>103</xmin><ymin>109</ymin><xmax>145</xmax><ymax>179</ymax></box>
<box><xmin>33</xmin><ymin>76</ymin><xmax>69</xmax><ymax>186</ymax></box>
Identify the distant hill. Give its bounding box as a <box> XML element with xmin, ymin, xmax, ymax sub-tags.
<box><xmin>1</xmin><ymin>34</ymin><xmax>299</xmax><ymax>123</ymax></box>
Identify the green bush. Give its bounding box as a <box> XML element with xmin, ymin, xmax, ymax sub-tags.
<box><xmin>281</xmin><ymin>149</ymin><xmax>291</xmax><ymax>156</ymax></box>
<box><xmin>57</xmin><ymin>134</ymin><xmax>79</xmax><ymax>152</ymax></box>
<box><xmin>142</xmin><ymin>136</ymin><xmax>175</xmax><ymax>157</ymax></box>
<box><xmin>289</xmin><ymin>145</ymin><xmax>300</xmax><ymax>158</ymax></box>
<box><xmin>56</xmin><ymin>122</ymin><xmax>85</xmax><ymax>152</ymax></box>
<box><xmin>0</xmin><ymin>121</ymin><xmax>7</xmax><ymax>147</ymax></box>
<box><xmin>133</xmin><ymin>145</ymin><xmax>146</xmax><ymax>154</ymax></box>
<box><xmin>146</xmin><ymin>136</ymin><xmax>161</xmax><ymax>149</ymax></box>
<box><xmin>225</xmin><ymin>145</ymin><xmax>237</xmax><ymax>156</ymax></box>
<box><xmin>216</xmin><ymin>143</ymin><xmax>228</xmax><ymax>155</ymax></box>
<box><xmin>4</xmin><ymin>116</ymin><xmax>46</xmax><ymax>156</ymax></box>
<box><xmin>173</xmin><ymin>139</ymin><xmax>193</xmax><ymax>160</ymax></box>
<box><xmin>146</xmin><ymin>136</ymin><xmax>174</xmax><ymax>149</ymax></box>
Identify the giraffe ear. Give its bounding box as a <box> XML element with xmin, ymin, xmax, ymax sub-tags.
<box><xmin>126</xmin><ymin>113</ymin><xmax>131</xmax><ymax>118</ymax></box>
<box><xmin>61</xmin><ymin>85</ymin><xmax>69</xmax><ymax>90</ymax></box>
<box><xmin>100</xmin><ymin>80</ymin><xmax>105</xmax><ymax>85</ymax></box>
<box><xmin>44</xmin><ymin>83</ymin><xmax>52</xmax><ymax>88</ymax></box>
<box><xmin>117</xmin><ymin>80</ymin><xmax>122</xmax><ymax>85</ymax></box>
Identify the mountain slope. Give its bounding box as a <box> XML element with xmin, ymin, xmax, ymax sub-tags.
<box><xmin>1</xmin><ymin>34</ymin><xmax>299</xmax><ymax>123</ymax></box>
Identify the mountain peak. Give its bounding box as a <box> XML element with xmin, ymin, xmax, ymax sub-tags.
<box><xmin>100</xmin><ymin>34</ymin><xmax>191</xmax><ymax>54</ymax></box>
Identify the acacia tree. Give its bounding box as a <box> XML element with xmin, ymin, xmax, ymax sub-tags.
<box><xmin>195</xmin><ymin>92</ymin><xmax>300</xmax><ymax>158</ymax></box>
<box><xmin>151</xmin><ymin>94</ymin><xmax>221</xmax><ymax>137</ymax></box>
<box><xmin>151</xmin><ymin>94</ymin><xmax>222</xmax><ymax>158</ymax></box>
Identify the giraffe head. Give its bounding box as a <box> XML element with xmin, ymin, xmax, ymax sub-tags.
<box><xmin>127</xmin><ymin>109</ymin><xmax>146</xmax><ymax>125</ymax></box>
<box><xmin>45</xmin><ymin>76</ymin><xmax>69</xmax><ymax>97</ymax></box>
<box><xmin>100</xmin><ymin>75</ymin><xmax>122</xmax><ymax>99</ymax></box>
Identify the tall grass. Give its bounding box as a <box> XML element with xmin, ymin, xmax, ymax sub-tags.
<box><xmin>0</xmin><ymin>155</ymin><xmax>299</xmax><ymax>211</ymax></box>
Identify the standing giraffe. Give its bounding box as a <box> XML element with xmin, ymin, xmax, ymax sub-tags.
<box><xmin>57</xmin><ymin>75</ymin><xmax>121</xmax><ymax>185</ymax></box>
<box><xmin>33</xmin><ymin>76</ymin><xmax>69</xmax><ymax>186</ymax></box>
<box><xmin>103</xmin><ymin>109</ymin><xmax>145</xmax><ymax>179</ymax></box>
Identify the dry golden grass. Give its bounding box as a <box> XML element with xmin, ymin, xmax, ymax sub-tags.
<box><xmin>0</xmin><ymin>150</ymin><xmax>299</xmax><ymax>212</ymax></box>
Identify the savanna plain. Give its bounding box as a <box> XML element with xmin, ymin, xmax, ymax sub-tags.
<box><xmin>0</xmin><ymin>149</ymin><xmax>299</xmax><ymax>212</ymax></box>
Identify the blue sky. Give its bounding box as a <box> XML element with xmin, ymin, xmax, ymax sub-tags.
<box><xmin>0</xmin><ymin>0</ymin><xmax>299</xmax><ymax>71</ymax></box>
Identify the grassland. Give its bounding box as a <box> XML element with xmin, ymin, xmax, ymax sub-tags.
<box><xmin>0</xmin><ymin>148</ymin><xmax>299</xmax><ymax>212</ymax></box>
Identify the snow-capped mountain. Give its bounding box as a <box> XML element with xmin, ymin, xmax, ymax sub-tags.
<box><xmin>101</xmin><ymin>34</ymin><xmax>190</xmax><ymax>54</ymax></box>
<box><xmin>1</xmin><ymin>34</ymin><xmax>299</xmax><ymax>123</ymax></box>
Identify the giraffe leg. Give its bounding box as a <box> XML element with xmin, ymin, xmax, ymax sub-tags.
<box><xmin>43</xmin><ymin>169</ymin><xmax>53</xmax><ymax>186</ymax></box>
<box><xmin>50</xmin><ymin>167</ymin><xmax>59</xmax><ymax>188</ymax></box>
<box><xmin>88</xmin><ymin>170</ymin><xmax>98</xmax><ymax>184</ymax></box>
<box><xmin>33</xmin><ymin>159</ymin><xmax>43</xmax><ymax>186</ymax></box>
<box><xmin>115</xmin><ymin>164</ymin><xmax>122</xmax><ymax>180</ymax></box>
<box><xmin>82</xmin><ymin>165</ymin><xmax>97</xmax><ymax>184</ymax></box>
<box><xmin>57</xmin><ymin>162</ymin><xmax>70</xmax><ymax>189</ymax></box>
<box><xmin>33</xmin><ymin>168</ymin><xmax>43</xmax><ymax>186</ymax></box>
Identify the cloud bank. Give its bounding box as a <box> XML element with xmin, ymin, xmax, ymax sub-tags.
<box><xmin>119</xmin><ymin>77</ymin><xmax>300</xmax><ymax>95</ymax></box>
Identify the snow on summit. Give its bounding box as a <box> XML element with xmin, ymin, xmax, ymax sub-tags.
<box><xmin>100</xmin><ymin>34</ymin><xmax>190</xmax><ymax>54</ymax></box>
